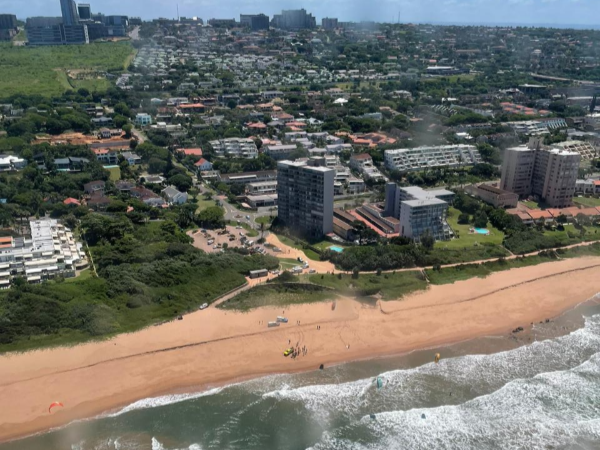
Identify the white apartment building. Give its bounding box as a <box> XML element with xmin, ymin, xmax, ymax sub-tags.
<box><xmin>277</xmin><ymin>160</ymin><xmax>335</xmax><ymax>238</ymax></box>
<box><xmin>246</xmin><ymin>181</ymin><xmax>278</xmax><ymax>195</ymax></box>
<box><xmin>349</xmin><ymin>153</ymin><xmax>387</xmax><ymax>183</ymax></box>
<box><xmin>501</xmin><ymin>143</ymin><xmax>581</xmax><ymax>208</ymax></box>
<box><xmin>384</xmin><ymin>184</ymin><xmax>454</xmax><ymax>241</ymax></box>
<box><xmin>554</xmin><ymin>140</ymin><xmax>597</xmax><ymax>160</ymax></box>
<box><xmin>384</xmin><ymin>145</ymin><xmax>482</xmax><ymax>172</ymax></box>
<box><xmin>0</xmin><ymin>218</ymin><xmax>87</xmax><ymax>288</ymax></box>
<box><xmin>210</xmin><ymin>138</ymin><xmax>258</xmax><ymax>159</ymax></box>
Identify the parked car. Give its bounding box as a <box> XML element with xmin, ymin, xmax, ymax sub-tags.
<box><xmin>199</xmin><ymin>303</ymin><xmax>209</xmax><ymax>310</ymax></box>
<box><xmin>309</xmin><ymin>269</ymin><xmax>316</xmax><ymax>274</ymax></box>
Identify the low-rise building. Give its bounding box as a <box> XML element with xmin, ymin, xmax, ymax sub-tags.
<box><xmin>468</xmin><ymin>183</ymin><xmax>519</xmax><ymax>209</ymax></box>
<box><xmin>0</xmin><ymin>218</ymin><xmax>87</xmax><ymax>288</ymax></box>
<box><xmin>194</xmin><ymin>158</ymin><xmax>213</xmax><ymax>172</ymax></box>
<box><xmin>162</xmin><ymin>186</ymin><xmax>188</xmax><ymax>205</ymax></box>
<box><xmin>135</xmin><ymin>113</ymin><xmax>152</xmax><ymax>126</ymax></box>
<box><xmin>210</xmin><ymin>138</ymin><xmax>258</xmax><ymax>159</ymax></box>
<box><xmin>384</xmin><ymin>145</ymin><xmax>482</xmax><ymax>172</ymax></box>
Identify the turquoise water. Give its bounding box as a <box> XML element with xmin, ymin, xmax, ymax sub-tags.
<box><xmin>3</xmin><ymin>302</ymin><xmax>600</xmax><ymax>450</ymax></box>
<box><xmin>329</xmin><ymin>246</ymin><xmax>344</xmax><ymax>253</ymax></box>
<box><xmin>103</xmin><ymin>165</ymin><xmax>119</xmax><ymax>169</ymax></box>
<box><xmin>474</xmin><ymin>228</ymin><xmax>490</xmax><ymax>235</ymax></box>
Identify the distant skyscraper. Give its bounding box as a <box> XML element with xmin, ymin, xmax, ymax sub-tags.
<box><xmin>60</xmin><ymin>0</ymin><xmax>79</xmax><ymax>26</ymax></box>
<box><xmin>271</xmin><ymin>9</ymin><xmax>316</xmax><ymax>30</ymax></box>
<box><xmin>77</xmin><ymin>3</ymin><xmax>91</xmax><ymax>21</ymax></box>
<box><xmin>240</xmin><ymin>14</ymin><xmax>269</xmax><ymax>31</ymax></box>
<box><xmin>322</xmin><ymin>18</ymin><xmax>338</xmax><ymax>30</ymax></box>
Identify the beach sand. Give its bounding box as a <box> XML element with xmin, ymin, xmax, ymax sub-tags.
<box><xmin>0</xmin><ymin>256</ymin><xmax>599</xmax><ymax>443</ymax></box>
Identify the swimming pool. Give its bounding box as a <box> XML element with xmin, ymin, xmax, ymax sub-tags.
<box><xmin>329</xmin><ymin>246</ymin><xmax>344</xmax><ymax>253</ymax></box>
<box><xmin>474</xmin><ymin>228</ymin><xmax>490</xmax><ymax>235</ymax></box>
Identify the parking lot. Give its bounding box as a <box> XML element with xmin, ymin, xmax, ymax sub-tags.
<box><xmin>187</xmin><ymin>227</ymin><xmax>321</xmax><ymax>276</ymax></box>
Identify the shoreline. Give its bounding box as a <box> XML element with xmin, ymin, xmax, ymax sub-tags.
<box><xmin>1</xmin><ymin>256</ymin><xmax>600</xmax><ymax>445</ymax></box>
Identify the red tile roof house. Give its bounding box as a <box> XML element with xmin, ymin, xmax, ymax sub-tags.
<box><xmin>177</xmin><ymin>148</ymin><xmax>203</xmax><ymax>160</ymax></box>
<box><xmin>194</xmin><ymin>158</ymin><xmax>213</xmax><ymax>171</ymax></box>
<box><xmin>63</xmin><ymin>197</ymin><xmax>81</xmax><ymax>206</ymax></box>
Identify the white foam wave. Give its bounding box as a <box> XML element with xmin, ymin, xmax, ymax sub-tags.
<box><xmin>313</xmin><ymin>353</ymin><xmax>600</xmax><ymax>449</ymax></box>
<box><xmin>149</xmin><ymin>438</ymin><xmax>202</xmax><ymax>450</ymax></box>
<box><xmin>109</xmin><ymin>387</ymin><xmax>224</xmax><ymax>417</ymax></box>
<box><xmin>263</xmin><ymin>314</ymin><xmax>600</xmax><ymax>419</ymax></box>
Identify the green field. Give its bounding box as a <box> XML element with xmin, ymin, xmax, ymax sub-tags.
<box><xmin>275</xmin><ymin>234</ymin><xmax>323</xmax><ymax>261</ymax></box>
<box><xmin>521</xmin><ymin>200</ymin><xmax>540</xmax><ymax>209</ymax></box>
<box><xmin>217</xmin><ymin>283</ymin><xmax>334</xmax><ymax>311</ymax></box>
<box><xmin>573</xmin><ymin>197</ymin><xmax>600</xmax><ymax>208</ymax></box>
<box><xmin>442</xmin><ymin>207</ymin><xmax>505</xmax><ymax>249</ymax></box>
<box><xmin>279</xmin><ymin>258</ymin><xmax>301</xmax><ymax>269</ymax></box>
<box><xmin>308</xmin><ymin>271</ymin><xmax>428</xmax><ymax>301</ymax></box>
<box><xmin>196</xmin><ymin>197</ymin><xmax>218</xmax><ymax>213</ymax></box>
<box><xmin>0</xmin><ymin>41</ymin><xmax>135</xmax><ymax>97</ymax></box>
<box><xmin>106</xmin><ymin>166</ymin><xmax>121</xmax><ymax>181</ymax></box>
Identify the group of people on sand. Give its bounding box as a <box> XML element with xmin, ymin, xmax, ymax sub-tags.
<box><xmin>288</xmin><ymin>340</ymin><xmax>308</xmax><ymax>359</ymax></box>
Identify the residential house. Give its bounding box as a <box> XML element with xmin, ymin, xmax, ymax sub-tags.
<box><xmin>135</xmin><ymin>113</ymin><xmax>152</xmax><ymax>127</ymax></box>
<box><xmin>162</xmin><ymin>186</ymin><xmax>188</xmax><ymax>205</ymax></box>
<box><xmin>122</xmin><ymin>152</ymin><xmax>141</xmax><ymax>166</ymax></box>
<box><xmin>84</xmin><ymin>180</ymin><xmax>106</xmax><ymax>195</ymax></box>
<box><xmin>194</xmin><ymin>158</ymin><xmax>213</xmax><ymax>172</ymax></box>
<box><xmin>98</xmin><ymin>128</ymin><xmax>112</xmax><ymax>139</ymax></box>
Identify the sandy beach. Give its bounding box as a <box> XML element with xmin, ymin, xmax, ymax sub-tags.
<box><xmin>1</xmin><ymin>256</ymin><xmax>599</xmax><ymax>444</ymax></box>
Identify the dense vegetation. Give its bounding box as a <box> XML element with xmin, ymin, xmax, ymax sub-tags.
<box><xmin>0</xmin><ymin>216</ymin><xmax>278</xmax><ymax>352</ymax></box>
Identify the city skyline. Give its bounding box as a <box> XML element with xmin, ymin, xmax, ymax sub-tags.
<box><xmin>1</xmin><ymin>0</ymin><xmax>599</xmax><ymax>28</ymax></box>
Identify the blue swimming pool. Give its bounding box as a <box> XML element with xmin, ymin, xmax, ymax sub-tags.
<box><xmin>329</xmin><ymin>246</ymin><xmax>344</xmax><ymax>253</ymax></box>
<box><xmin>474</xmin><ymin>228</ymin><xmax>490</xmax><ymax>235</ymax></box>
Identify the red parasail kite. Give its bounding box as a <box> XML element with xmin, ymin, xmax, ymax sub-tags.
<box><xmin>48</xmin><ymin>402</ymin><xmax>64</xmax><ymax>414</ymax></box>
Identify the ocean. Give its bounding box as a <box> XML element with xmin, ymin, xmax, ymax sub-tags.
<box><xmin>3</xmin><ymin>300</ymin><xmax>600</xmax><ymax>450</ymax></box>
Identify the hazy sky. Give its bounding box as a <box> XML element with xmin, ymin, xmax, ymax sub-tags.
<box><xmin>2</xmin><ymin>0</ymin><xmax>598</xmax><ymax>26</ymax></box>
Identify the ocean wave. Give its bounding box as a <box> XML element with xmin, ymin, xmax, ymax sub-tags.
<box><xmin>109</xmin><ymin>387</ymin><xmax>225</xmax><ymax>417</ymax></box>
<box><xmin>265</xmin><ymin>314</ymin><xmax>600</xmax><ymax>422</ymax></box>
<box><xmin>310</xmin><ymin>352</ymin><xmax>600</xmax><ymax>449</ymax></box>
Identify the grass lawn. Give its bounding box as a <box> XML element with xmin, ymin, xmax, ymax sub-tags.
<box><xmin>106</xmin><ymin>166</ymin><xmax>121</xmax><ymax>181</ymax></box>
<box><xmin>66</xmin><ymin>269</ymin><xmax>93</xmax><ymax>283</ymax></box>
<box><xmin>308</xmin><ymin>271</ymin><xmax>427</xmax><ymax>301</ymax></box>
<box><xmin>196</xmin><ymin>197</ymin><xmax>217</xmax><ymax>213</ymax></box>
<box><xmin>0</xmin><ymin>41</ymin><xmax>134</xmax><ymax>97</ymax></box>
<box><xmin>573</xmin><ymin>197</ymin><xmax>600</xmax><ymax>208</ymax></box>
<box><xmin>521</xmin><ymin>200</ymin><xmax>540</xmax><ymax>209</ymax></box>
<box><xmin>217</xmin><ymin>283</ymin><xmax>335</xmax><ymax>311</ymax></box>
<box><xmin>276</xmin><ymin>234</ymin><xmax>322</xmax><ymax>261</ymax></box>
<box><xmin>256</xmin><ymin>216</ymin><xmax>275</xmax><ymax>225</ymax></box>
<box><xmin>426</xmin><ymin>254</ymin><xmax>557</xmax><ymax>285</ymax></box>
<box><xmin>279</xmin><ymin>258</ymin><xmax>302</xmax><ymax>269</ymax></box>
<box><xmin>431</xmin><ymin>207</ymin><xmax>510</xmax><ymax>263</ymax></box>
<box><xmin>443</xmin><ymin>207</ymin><xmax>505</xmax><ymax>248</ymax></box>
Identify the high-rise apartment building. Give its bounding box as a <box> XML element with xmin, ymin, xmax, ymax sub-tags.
<box><xmin>60</xmin><ymin>0</ymin><xmax>79</xmax><ymax>25</ymax></box>
<box><xmin>27</xmin><ymin>0</ymin><xmax>90</xmax><ymax>45</ymax></box>
<box><xmin>240</xmin><ymin>14</ymin><xmax>269</xmax><ymax>31</ymax></box>
<box><xmin>277</xmin><ymin>160</ymin><xmax>335</xmax><ymax>239</ymax></box>
<box><xmin>0</xmin><ymin>14</ymin><xmax>18</xmax><ymax>40</ymax></box>
<box><xmin>384</xmin><ymin>184</ymin><xmax>454</xmax><ymax>241</ymax></box>
<box><xmin>271</xmin><ymin>9</ymin><xmax>316</xmax><ymax>30</ymax></box>
<box><xmin>500</xmin><ymin>147</ymin><xmax>536</xmax><ymax>197</ymax></box>
<box><xmin>77</xmin><ymin>3</ymin><xmax>92</xmax><ymax>20</ymax></box>
<box><xmin>500</xmin><ymin>141</ymin><xmax>580</xmax><ymax>208</ymax></box>
<box><xmin>322</xmin><ymin>18</ymin><xmax>338</xmax><ymax>30</ymax></box>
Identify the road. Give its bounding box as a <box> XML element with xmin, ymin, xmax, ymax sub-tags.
<box><xmin>129</xmin><ymin>26</ymin><xmax>140</xmax><ymax>41</ymax></box>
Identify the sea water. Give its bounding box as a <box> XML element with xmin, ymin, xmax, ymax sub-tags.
<box><xmin>3</xmin><ymin>301</ymin><xmax>600</xmax><ymax>450</ymax></box>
